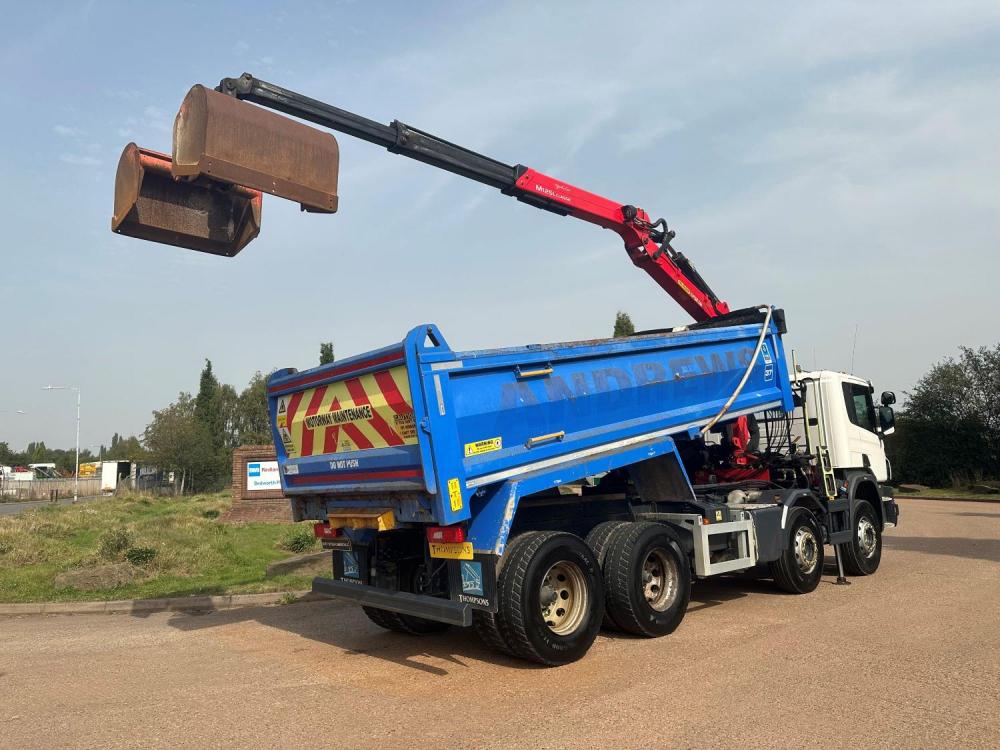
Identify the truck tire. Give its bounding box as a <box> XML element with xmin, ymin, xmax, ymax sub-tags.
<box><xmin>472</xmin><ymin>533</ymin><xmax>538</xmax><ymax>657</ymax></box>
<box><xmin>362</xmin><ymin>606</ymin><xmax>449</xmax><ymax>635</ymax></box>
<box><xmin>495</xmin><ymin>531</ymin><xmax>604</xmax><ymax>665</ymax></box>
<box><xmin>362</xmin><ymin>606</ymin><xmax>407</xmax><ymax>631</ymax></box>
<box><xmin>602</xmin><ymin>522</ymin><xmax>690</xmax><ymax>637</ymax></box>
<box><xmin>841</xmin><ymin>500</ymin><xmax>882</xmax><ymax>576</ymax></box>
<box><xmin>585</xmin><ymin>520</ymin><xmax>630</xmax><ymax>631</ymax></box>
<box><xmin>769</xmin><ymin>507</ymin><xmax>824</xmax><ymax>594</ymax></box>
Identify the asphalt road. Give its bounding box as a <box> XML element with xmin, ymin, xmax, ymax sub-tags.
<box><xmin>2</xmin><ymin>497</ymin><xmax>998</xmax><ymax>749</ymax></box>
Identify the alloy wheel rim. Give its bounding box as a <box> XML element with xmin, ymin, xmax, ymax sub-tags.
<box><xmin>539</xmin><ymin>560</ymin><xmax>588</xmax><ymax>635</ymax></box>
<box><xmin>642</xmin><ymin>547</ymin><xmax>679</xmax><ymax>611</ymax></box>
<box><xmin>793</xmin><ymin>526</ymin><xmax>819</xmax><ymax>574</ymax></box>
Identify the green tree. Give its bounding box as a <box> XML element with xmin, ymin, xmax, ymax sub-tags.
<box><xmin>320</xmin><ymin>341</ymin><xmax>335</xmax><ymax>365</ymax></box>
<box><xmin>143</xmin><ymin>393</ymin><xmax>216</xmax><ymax>492</ymax></box>
<box><xmin>613</xmin><ymin>311</ymin><xmax>635</xmax><ymax>338</ymax></box>
<box><xmin>194</xmin><ymin>359</ymin><xmax>220</xmax><ymax>436</ymax></box>
<box><xmin>235</xmin><ymin>371</ymin><xmax>272</xmax><ymax>445</ymax></box>
<box><xmin>895</xmin><ymin>344</ymin><xmax>1000</xmax><ymax>486</ymax></box>
<box><xmin>104</xmin><ymin>434</ymin><xmax>145</xmax><ymax>461</ymax></box>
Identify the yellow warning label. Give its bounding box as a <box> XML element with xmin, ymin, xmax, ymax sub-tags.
<box><xmin>448</xmin><ymin>478</ymin><xmax>463</xmax><ymax>512</ymax></box>
<box><xmin>429</xmin><ymin>541</ymin><xmax>474</xmax><ymax>560</ymax></box>
<box><xmin>277</xmin><ymin>414</ymin><xmax>287</xmax><ymax>428</ymax></box>
<box><xmin>464</xmin><ymin>436</ymin><xmax>502</xmax><ymax>458</ymax></box>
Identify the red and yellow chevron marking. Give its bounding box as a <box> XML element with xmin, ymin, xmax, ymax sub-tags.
<box><xmin>275</xmin><ymin>365</ymin><xmax>417</xmax><ymax>459</ymax></box>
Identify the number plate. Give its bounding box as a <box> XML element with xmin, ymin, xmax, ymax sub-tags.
<box><xmin>428</xmin><ymin>542</ymin><xmax>474</xmax><ymax>560</ymax></box>
<box><xmin>322</xmin><ymin>538</ymin><xmax>352</xmax><ymax>551</ymax></box>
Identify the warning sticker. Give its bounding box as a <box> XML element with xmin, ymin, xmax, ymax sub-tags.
<box><xmin>448</xmin><ymin>477</ymin><xmax>463</xmax><ymax>512</ymax></box>
<box><xmin>464</xmin><ymin>436</ymin><xmax>502</xmax><ymax>458</ymax></box>
<box><xmin>393</xmin><ymin>412</ymin><xmax>417</xmax><ymax>440</ymax></box>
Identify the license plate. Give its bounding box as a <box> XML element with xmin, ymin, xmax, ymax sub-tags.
<box><xmin>322</xmin><ymin>538</ymin><xmax>352</xmax><ymax>551</ymax></box>
<box><xmin>428</xmin><ymin>541</ymin><xmax>474</xmax><ymax>560</ymax></box>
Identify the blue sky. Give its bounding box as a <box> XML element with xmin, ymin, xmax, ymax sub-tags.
<box><xmin>3</xmin><ymin>0</ymin><xmax>999</xmax><ymax>451</ymax></box>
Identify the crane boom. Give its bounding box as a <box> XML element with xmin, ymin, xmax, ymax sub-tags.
<box><xmin>217</xmin><ymin>74</ymin><xmax>730</xmax><ymax>322</ymax></box>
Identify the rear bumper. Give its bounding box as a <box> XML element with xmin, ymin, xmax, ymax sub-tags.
<box><xmin>312</xmin><ymin>577</ymin><xmax>472</xmax><ymax>627</ymax></box>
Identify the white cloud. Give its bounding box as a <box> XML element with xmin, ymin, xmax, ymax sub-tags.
<box><xmin>53</xmin><ymin>124</ymin><xmax>81</xmax><ymax>137</ymax></box>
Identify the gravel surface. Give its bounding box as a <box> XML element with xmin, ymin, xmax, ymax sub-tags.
<box><xmin>2</xmin><ymin>497</ymin><xmax>998</xmax><ymax>749</ymax></box>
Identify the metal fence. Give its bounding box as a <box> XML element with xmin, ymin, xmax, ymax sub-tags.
<box><xmin>0</xmin><ymin>477</ymin><xmax>102</xmax><ymax>501</ymax></box>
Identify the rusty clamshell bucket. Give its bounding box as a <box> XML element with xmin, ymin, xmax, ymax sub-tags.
<box><xmin>172</xmin><ymin>85</ymin><xmax>339</xmax><ymax>213</ymax></box>
<box><xmin>112</xmin><ymin>144</ymin><xmax>262</xmax><ymax>257</ymax></box>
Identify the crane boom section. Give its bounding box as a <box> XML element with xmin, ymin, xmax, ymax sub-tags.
<box><xmin>218</xmin><ymin>73</ymin><xmax>729</xmax><ymax>322</ymax></box>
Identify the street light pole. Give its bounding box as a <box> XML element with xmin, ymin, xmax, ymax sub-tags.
<box><xmin>42</xmin><ymin>386</ymin><xmax>81</xmax><ymax>503</ymax></box>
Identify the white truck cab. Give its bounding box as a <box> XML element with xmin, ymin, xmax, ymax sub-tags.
<box><xmin>794</xmin><ymin>370</ymin><xmax>896</xmax><ymax>482</ymax></box>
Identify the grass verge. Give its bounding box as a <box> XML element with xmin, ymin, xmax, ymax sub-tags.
<box><xmin>0</xmin><ymin>492</ymin><xmax>321</xmax><ymax>603</ymax></box>
<box><xmin>895</xmin><ymin>486</ymin><xmax>1000</xmax><ymax>502</ymax></box>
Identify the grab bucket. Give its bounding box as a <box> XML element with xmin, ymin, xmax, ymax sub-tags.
<box><xmin>111</xmin><ymin>143</ymin><xmax>262</xmax><ymax>257</ymax></box>
<box><xmin>172</xmin><ymin>85</ymin><xmax>339</xmax><ymax>213</ymax></box>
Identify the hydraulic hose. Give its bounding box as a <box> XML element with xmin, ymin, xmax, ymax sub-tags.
<box><xmin>700</xmin><ymin>305</ymin><xmax>774</xmax><ymax>436</ymax></box>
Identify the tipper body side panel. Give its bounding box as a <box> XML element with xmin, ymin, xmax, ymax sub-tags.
<box><xmin>267</xmin><ymin>318</ymin><xmax>793</xmax><ymax>538</ymax></box>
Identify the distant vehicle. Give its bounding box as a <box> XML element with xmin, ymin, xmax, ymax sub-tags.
<box><xmin>101</xmin><ymin>461</ymin><xmax>133</xmax><ymax>493</ymax></box>
<box><xmin>79</xmin><ymin>461</ymin><xmax>102</xmax><ymax>478</ymax></box>
<box><xmin>27</xmin><ymin>463</ymin><xmax>62</xmax><ymax>479</ymax></box>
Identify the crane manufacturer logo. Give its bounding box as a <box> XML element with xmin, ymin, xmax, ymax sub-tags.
<box><xmin>533</xmin><ymin>183</ymin><xmax>571</xmax><ymax>203</ymax></box>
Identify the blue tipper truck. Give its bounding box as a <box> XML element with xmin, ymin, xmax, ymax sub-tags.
<box><xmin>112</xmin><ymin>74</ymin><xmax>900</xmax><ymax>664</ymax></box>
<box><xmin>267</xmin><ymin>312</ymin><xmax>825</xmax><ymax>664</ymax></box>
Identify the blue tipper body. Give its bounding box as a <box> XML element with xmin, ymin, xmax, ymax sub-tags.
<box><xmin>267</xmin><ymin>316</ymin><xmax>793</xmax><ymax>556</ymax></box>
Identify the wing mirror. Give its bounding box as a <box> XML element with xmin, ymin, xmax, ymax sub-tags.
<box><xmin>878</xmin><ymin>405</ymin><xmax>895</xmax><ymax>436</ymax></box>
<box><xmin>880</xmin><ymin>391</ymin><xmax>896</xmax><ymax>407</ymax></box>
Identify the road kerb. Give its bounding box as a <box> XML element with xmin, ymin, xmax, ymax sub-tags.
<box><xmin>0</xmin><ymin>590</ymin><xmax>334</xmax><ymax>616</ymax></box>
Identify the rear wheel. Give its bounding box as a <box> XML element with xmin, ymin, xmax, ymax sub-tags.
<box><xmin>472</xmin><ymin>534</ymin><xmax>537</xmax><ymax>657</ymax></box>
<box><xmin>602</xmin><ymin>522</ymin><xmax>690</xmax><ymax>637</ymax></box>
<box><xmin>494</xmin><ymin>531</ymin><xmax>604</xmax><ymax>665</ymax></box>
<box><xmin>841</xmin><ymin>500</ymin><xmax>882</xmax><ymax>576</ymax></box>
<box><xmin>361</xmin><ymin>563</ymin><xmax>450</xmax><ymax>635</ymax></box>
<box><xmin>769</xmin><ymin>507</ymin><xmax>824</xmax><ymax>594</ymax></box>
<box><xmin>585</xmin><ymin>520</ymin><xmax>630</xmax><ymax>630</ymax></box>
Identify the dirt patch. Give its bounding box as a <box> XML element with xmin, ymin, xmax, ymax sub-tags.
<box><xmin>53</xmin><ymin>563</ymin><xmax>135</xmax><ymax>591</ymax></box>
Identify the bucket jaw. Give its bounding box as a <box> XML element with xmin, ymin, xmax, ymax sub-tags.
<box><xmin>172</xmin><ymin>84</ymin><xmax>339</xmax><ymax>213</ymax></box>
<box><xmin>112</xmin><ymin>143</ymin><xmax>261</xmax><ymax>257</ymax></box>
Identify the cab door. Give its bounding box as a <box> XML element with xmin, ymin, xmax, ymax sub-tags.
<box><xmin>840</xmin><ymin>381</ymin><xmax>887</xmax><ymax>481</ymax></box>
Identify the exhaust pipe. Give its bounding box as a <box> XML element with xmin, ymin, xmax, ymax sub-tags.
<box><xmin>172</xmin><ymin>85</ymin><xmax>339</xmax><ymax>213</ymax></box>
<box><xmin>112</xmin><ymin>143</ymin><xmax>262</xmax><ymax>257</ymax></box>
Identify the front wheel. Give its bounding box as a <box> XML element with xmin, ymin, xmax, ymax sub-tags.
<box><xmin>769</xmin><ymin>507</ymin><xmax>824</xmax><ymax>594</ymax></box>
<box><xmin>495</xmin><ymin>531</ymin><xmax>604</xmax><ymax>665</ymax></box>
<box><xmin>841</xmin><ymin>500</ymin><xmax>882</xmax><ymax>576</ymax></box>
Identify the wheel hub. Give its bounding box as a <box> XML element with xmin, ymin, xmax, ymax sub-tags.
<box><xmin>793</xmin><ymin>527</ymin><xmax>819</xmax><ymax>575</ymax></box>
<box><xmin>857</xmin><ymin>516</ymin><xmax>878</xmax><ymax>558</ymax></box>
<box><xmin>642</xmin><ymin>548</ymin><xmax>679</xmax><ymax>611</ymax></box>
<box><xmin>540</xmin><ymin>561</ymin><xmax>588</xmax><ymax>636</ymax></box>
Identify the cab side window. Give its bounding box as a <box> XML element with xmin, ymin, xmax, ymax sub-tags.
<box><xmin>842</xmin><ymin>383</ymin><xmax>876</xmax><ymax>432</ymax></box>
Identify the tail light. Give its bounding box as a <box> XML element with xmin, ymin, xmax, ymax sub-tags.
<box><xmin>426</xmin><ymin>526</ymin><xmax>465</xmax><ymax>544</ymax></box>
<box><xmin>313</xmin><ymin>522</ymin><xmax>341</xmax><ymax>539</ymax></box>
